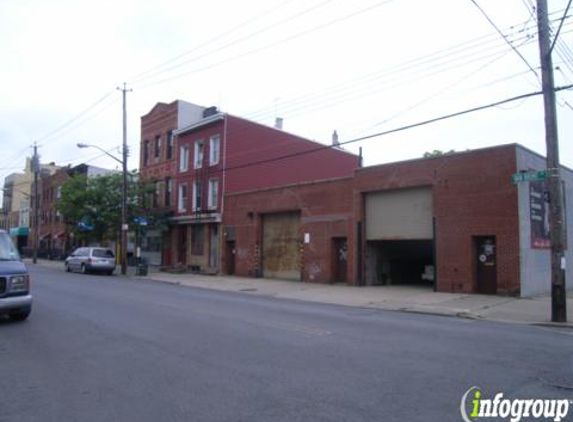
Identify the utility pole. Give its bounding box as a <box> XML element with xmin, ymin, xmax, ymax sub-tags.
<box><xmin>32</xmin><ymin>143</ymin><xmax>39</xmax><ymax>264</ymax></box>
<box><xmin>536</xmin><ymin>0</ymin><xmax>567</xmax><ymax>322</ymax></box>
<box><xmin>117</xmin><ymin>83</ymin><xmax>132</xmax><ymax>275</ymax></box>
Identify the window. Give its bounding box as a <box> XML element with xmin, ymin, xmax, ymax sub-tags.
<box><xmin>143</xmin><ymin>140</ymin><xmax>150</xmax><ymax>167</ymax></box>
<box><xmin>178</xmin><ymin>183</ymin><xmax>187</xmax><ymax>212</ymax></box>
<box><xmin>194</xmin><ymin>140</ymin><xmax>204</xmax><ymax>169</ymax></box>
<box><xmin>153</xmin><ymin>181</ymin><xmax>159</xmax><ymax>207</ymax></box>
<box><xmin>192</xmin><ymin>180</ymin><xmax>202</xmax><ymax>211</ymax></box>
<box><xmin>180</xmin><ymin>145</ymin><xmax>189</xmax><ymax>172</ymax></box>
<box><xmin>191</xmin><ymin>225</ymin><xmax>204</xmax><ymax>256</ymax></box>
<box><xmin>208</xmin><ymin>178</ymin><xmax>219</xmax><ymax>209</ymax></box>
<box><xmin>167</xmin><ymin>131</ymin><xmax>174</xmax><ymax>160</ymax></box>
<box><xmin>165</xmin><ymin>177</ymin><xmax>172</xmax><ymax>207</ymax></box>
<box><xmin>154</xmin><ymin>135</ymin><xmax>162</xmax><ymax>161</ymax></box>
<box><xmin>209</xmin><ymin>134</ymin><xmax>220</xmax><ymax>165</ymax></box>
<box><xmin>56</xmin><ymin>186</ymin><xmax>62</xmax><ymax>199</ymax></box>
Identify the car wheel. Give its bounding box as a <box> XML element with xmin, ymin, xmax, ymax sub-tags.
<box><xmin>107</xmin><ymin>270</ymin><xmax>114</xmax><ymax>276</ymax></box>
<box><xmin>81</xmin><ymin>264</ymin><xmax>87</xmax><ymax>274</ymax></box>
<box><xmin>65</xmin><ymin>263</ymin><xmax>71</xmax><ymax>272</ymax></box>
<box><xmin>9</xmin><ymin>310</ymin><xmax>31</xmax><ymax>321</ymax></box>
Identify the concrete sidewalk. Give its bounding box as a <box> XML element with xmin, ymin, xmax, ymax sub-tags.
<box><xmin>28</xmin><ymin>258</ymin><xmax>573</xmax><ymax>328</ymax></box>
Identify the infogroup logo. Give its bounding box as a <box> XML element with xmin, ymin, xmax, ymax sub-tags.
<box><xmin>460</xmin><ymin>386</ymin><xmax>571</xmax><ymax>422</ymax></box>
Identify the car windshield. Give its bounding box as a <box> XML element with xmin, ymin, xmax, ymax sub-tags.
<box><xmin>0</xmin><ymin>232</ymin><xmax>21</xmax><ymax>261</ymax></box>
<box><xmin>92</xmin><ymin>249</ymin><xmax>114</xmax><ymax>258</ymax></box>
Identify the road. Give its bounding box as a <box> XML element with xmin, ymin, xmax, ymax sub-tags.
<box><xmin>1</xmin><ymin>265</ymin><xmax>572</xmax><ymax>422</ymax></box>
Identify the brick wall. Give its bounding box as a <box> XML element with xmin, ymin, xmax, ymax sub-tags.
<box><xmin>354</xmin><ymin>145</ymin><xmax>520</xmax><ymax>294</ymax></box>
<box><xmin>224</xmin><ymin>177</ymin><xmax>354</xmax><ymax>283</ymax></box>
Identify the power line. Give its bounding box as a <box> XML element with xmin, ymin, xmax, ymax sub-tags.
<box><xmin>129</xmin><ymin>0</ymin><xmax>339</xmax><ymax>85</ymax></box>
<box><xmin>127</xmin><ymin>0</ymin><xmax>300</xmax><ymax>84</ymax></box>
<box><xmin>470</xmin><ymin>0</ymin><xmax>540</xmax><ymax>80</ymax></box>
<box><xmin>35</xmin><ymin>90</ymin><xmax>116</xmax><ymax>147</ymax></box>
<box><xmin>174</xmin><ymin>85</ymin><xmax>573</xmax><ymax>178</ymax></box>
<box><xmin>550</xmin><ymin>0</ymin><xmax>572</xmax><ymax>52</ymax></box>
<box><xmin>134</xmin><ymin>0</ymin><xmax>398</xmax><ymax>90</ymax></box>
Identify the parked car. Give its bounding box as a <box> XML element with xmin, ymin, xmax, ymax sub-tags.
<box><xmin>65</xmin><ymin>247</ymin><xmax>116</xmax><ymax>275</ymax></box>
<box><xmin>0</xmin><ymin>230</ymin><xmax>32</xmax><ymax>321</ymax></box>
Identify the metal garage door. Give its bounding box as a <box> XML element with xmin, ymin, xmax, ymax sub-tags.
<box><xmin>262</xmin><ymin>212</ymin><xmax>301</xmax><ymax>280</ymax></box>
<box><xmin>365</xmin><ymin>187</ymin><xmax>433</xmax><ymax>240</ymax></box>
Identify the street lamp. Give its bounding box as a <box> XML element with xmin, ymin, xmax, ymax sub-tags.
<box><xmin>77</xmin><ymin>143</ymin><xmax>128</xmax><ymax>275</ymax></box>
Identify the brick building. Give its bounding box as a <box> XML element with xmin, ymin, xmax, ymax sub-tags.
<box><xmin>30</xmin><ymin>164</ymin><xmax>115</xmax><ymax>259</ymax></box>
<box><xmin>139</xmin><ymin>100</ymin><xmax>360</xmax><ymax>270</ymax></box>
<box><xmin>223</xmin><ymin>144</ymin><xmax>573</xmax><ymax>297</ymax></box>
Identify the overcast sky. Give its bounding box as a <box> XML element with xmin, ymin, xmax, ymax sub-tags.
<box><xmin>1</xmin><ymin>0</ymin><xmax>572</xmax><ymax>191</ymax></box>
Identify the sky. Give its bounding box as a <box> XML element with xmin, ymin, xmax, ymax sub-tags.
<box><xmin>1</xmin><ymin>0</ymin><xmax>572</xmax><ymax>196</ymax></box>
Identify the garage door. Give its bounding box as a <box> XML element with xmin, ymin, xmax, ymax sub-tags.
<box><xmin>365</xmin><ymin>187</ymin><xmax>433</xmax><ymax>240</ymax></box>
<box><xmin>263</xmin><ymin>212</ymin><xmax>301</xmax><ymax>280</ymax></box>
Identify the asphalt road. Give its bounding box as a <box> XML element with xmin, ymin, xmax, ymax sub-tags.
<box><xmin>1</xmin><ymin>266</ymin><xmax>572</xmax><ymax>422</ymax></box>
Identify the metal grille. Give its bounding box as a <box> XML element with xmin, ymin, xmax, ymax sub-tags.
<box><xmin>0</xmin><ymin>277</ymin><xmax>6</xmax><ymax>296</ymax></box>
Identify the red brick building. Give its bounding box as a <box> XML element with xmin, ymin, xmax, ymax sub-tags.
<box><xmin>223</xmin><ymin>144</ymin><xmax>573</xmax><ymax>297</ymax></box>
<box><xmin>139</xmin><ymin>101</ymin><xmax>360</xmax><ymax>270</ymax></box>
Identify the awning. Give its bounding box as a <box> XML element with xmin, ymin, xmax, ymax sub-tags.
<box><xmin>9</xmin><ymin>227</ymin><xmax>29</xmax><ymax>237</ymax></box>
<box><xmin>41</xmin><ymin>233</ymin><xmax>52</xmax><ymax>240</ymax></box>
<box><xmin>54</xmin><ymin>231</ymin><xmax>66</xmax><ymax>239</ymax></box>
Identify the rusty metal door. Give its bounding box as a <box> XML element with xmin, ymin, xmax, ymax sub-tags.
<box><xmin>262</xmin><ymin>212</ymin><xmax>301</xmax><ymax>280</ymax></box>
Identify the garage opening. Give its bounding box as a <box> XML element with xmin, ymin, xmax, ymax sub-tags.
<box><xmin>366</xmin><ymin>240</ymin><xmax>434</xmax><ymax>286</ymax></box>
<box><xmin>364</xmin><ymin>187</ymin><xmax>434</xmax><ymax>287</ymax></box>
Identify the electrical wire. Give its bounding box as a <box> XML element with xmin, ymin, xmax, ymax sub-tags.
<box><xmin>129</xmin><ymin>0</ymin><xmax>339</xmax><ymax>85</ymax></box>
<box><xmin>134</xmin><ymin>0</ymin><xmax>398</xmax><ymax>90</ymax></box>
<box><xmin>127</xmin><ymin>0</ymin><xmax>300</xmax><ymax>84</ymax></box>
<box><xmin>469</xmin><ymin>0</ymin><xmax>540</xmax><ymax>80</ymax></box>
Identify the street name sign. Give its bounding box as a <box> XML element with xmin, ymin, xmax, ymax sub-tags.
<box><xmin>511</xmin><ymin>170</ymin><xmax>547</xmax><ymax>184</ymax></box>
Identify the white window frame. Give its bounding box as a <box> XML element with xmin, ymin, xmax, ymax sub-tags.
<box><xmin>178</xmin><ymin>183</ymin><xmax>187</xmax><ymax>212</ymax></box>
<box><xmin>179</xmin><ymin>145</ymin><xmax>189</xmax><ymax>172</ymax></box>
<box><xmin>192</xmin><ymin>180</ymin><xmax>202</xmax><ymax>211</ymax></box>
<box><xmin>208</xmin><ymin>178</ymin><xmax>219</xmax><ymax>209</ymax></box>
<box><xmin>209</xmin><ymin>134</ymin><xmax>220</xmax><ymax>166</ymax></box>
<box><xmin>194</xmin><ymin>140</ymin><xmax>204</xmax><ymax>169</ymax></box>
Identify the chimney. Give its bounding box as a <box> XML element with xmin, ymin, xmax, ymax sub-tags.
<box><xmin>332</xmin><ymin>130</ymin><xmax>339</xmax><ymax>147</ymax></box>
<box><xmin>275</xmin><ymin>117</ymin><xmax>283</xmax><ymax>130</ymax></box>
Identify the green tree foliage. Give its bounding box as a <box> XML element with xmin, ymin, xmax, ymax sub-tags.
<box><xmin>57</xmin><ymin>172</ymin><xmax>153</xmax><ymax>244</ymax></box>
<box><xmin>423</xmin><ymin>149</ymin><xmax>456</xmax><ymax>158</ymax></box>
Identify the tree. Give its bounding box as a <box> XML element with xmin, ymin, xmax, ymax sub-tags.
<box><xmin>57</xmin><ymin>171</ymin><xmax>153</xmax><ymax>245</ymax></box>
<box><xmin>423</xmin><ymin>149</ymin><xmax>456</xmax><ymax>158</ymax></box>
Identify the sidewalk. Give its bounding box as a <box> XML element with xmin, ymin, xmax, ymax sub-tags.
<box><xmin>28</xmin><ymin>259</ymin><xmax>573</xmax><ymax>328</ymax></box>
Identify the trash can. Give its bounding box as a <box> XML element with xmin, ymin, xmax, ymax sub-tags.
<box><xmin>136</xmin><ymin>258</ymin><xmax>148</xmax><ymax>276</ymax></box>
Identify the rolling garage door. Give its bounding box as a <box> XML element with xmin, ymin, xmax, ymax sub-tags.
<box><xmin>365</xmin><ymin>187</ymin><xmax>433</xmax><ymax>240</ymax></box>
<box><xmin>364</xmin><ymin>187</ymin><xmax>434</xmax><ymax>286</ymax></box>
<box><xmin>262</xmin><ymin>212</ymin><xmax>301</xmax><ymax>281</ymax></box>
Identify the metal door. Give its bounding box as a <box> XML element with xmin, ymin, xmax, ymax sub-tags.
<box><xmin>332</xmin><ymin>238</ymin><xmax>348</xmax><ymax>283</ymax></box>
<box><xmin>475</xmin><ymin>236</ymin><xmax>497</xmax><ymax>295</ymax></box>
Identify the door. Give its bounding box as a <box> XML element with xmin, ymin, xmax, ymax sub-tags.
<box><xmin>475</xmin><ymin>236</ymin><xmax>497</xmax><ymax>295</ymax></box>
<box><xmin>262</xmin><ymin>212</ymin><xmax>301</xmax><ymax>280</ymax></box>
<box><xmin>178</xmin><ymin>226</ymin><xmax>187</xmax><ymax>265</ymax></box>
<box><xmin>332</xmin><ymin>238</ymin><xmax>348</xmax><ymax>283</ymax></box>
<box><xmin>209</xmin><ymin>225</ymin><xmax>219</xmax><ymax>269</ymax></box>
<box><xmin>226</xmin><ymin>241</ymin><xmax>236</xmax><ymax>275</ymax></box>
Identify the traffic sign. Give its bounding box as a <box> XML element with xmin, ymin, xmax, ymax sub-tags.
<box><xmin>511</xmin><ymin>170</ymin><xmax>547</xmax><ymax>184</ymax></box>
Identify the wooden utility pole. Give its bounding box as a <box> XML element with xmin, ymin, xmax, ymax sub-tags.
<box><xmin>536</xmin><ymin>0</ymin><xmax>567</xmax><ymax>322</ymax></box>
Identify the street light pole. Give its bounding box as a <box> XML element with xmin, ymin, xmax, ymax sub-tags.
<box><xmin>77</xmin><ymin>142</ymin><xmax>127</xmax><ymax>275</ymax></box>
